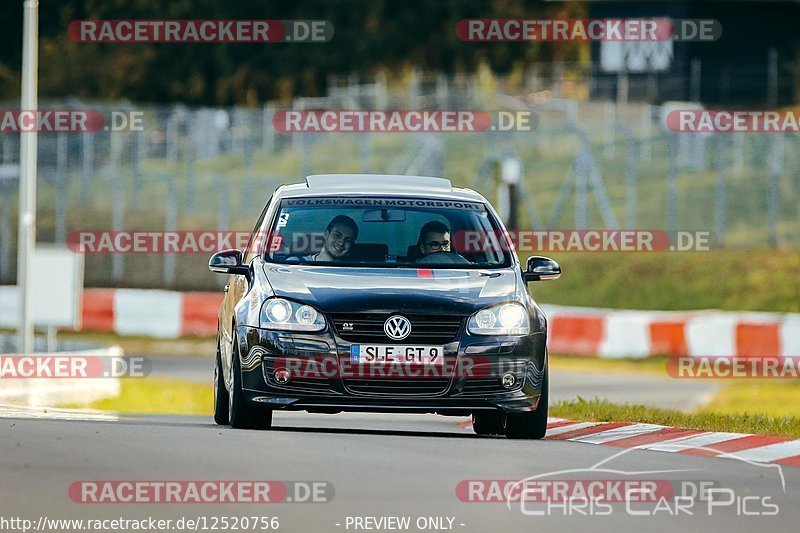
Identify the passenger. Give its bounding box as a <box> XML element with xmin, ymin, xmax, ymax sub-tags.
<box><xmin>305</xmin><ymin>215</ymin><xmax>359</xmax><ymax>261</ymax></box>
<box><xmin>416</xmin><ymin>221</ymin><xmax>451</xmax><ymax>259</ymax></box>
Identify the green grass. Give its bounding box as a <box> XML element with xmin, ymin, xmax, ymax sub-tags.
<box><xmin>551</xmin><ymin>354</ymin><xmax>669</xmax><ymax>376</ymax></box>
<box><xmin>79</xmin><ymin>377</ymin><xmax>212</xmax><ymax>415</ymax></box>
<box><xmin>703</xmin><ymin>380</ymin><xmax>800</xmax><ymax>418</ymax></box>
<box><xmin>551</xmin><ymin>396</ymin><xmax>800</xmax><ymax>439</ymax></box>
<box><xmin>531</xmin><ymin>249</ymin><xmax>800</xmax><ymax>312</ymax></box>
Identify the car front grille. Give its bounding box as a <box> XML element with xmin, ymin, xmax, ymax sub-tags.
<box><xmin>330</xmin><ymin>313</ymin><xmax>464</xmax><ymax>344</ymax></box>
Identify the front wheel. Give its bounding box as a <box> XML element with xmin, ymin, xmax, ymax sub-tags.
<box><xmin>228</xmin><ymin>331</ymin><xmax>273</xmax><ymax>430</ymax></box>
<box><xmin>504</xmin><ymin>363</ymin><xmax>548</xmax><ymax>440</ymax></box>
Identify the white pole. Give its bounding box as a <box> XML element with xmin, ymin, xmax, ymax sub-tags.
<box><xmin>17</xmin><ymin>0</ymin><xmax>38</xmax><ymax>353</ymax></box>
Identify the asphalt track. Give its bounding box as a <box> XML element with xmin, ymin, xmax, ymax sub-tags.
<box><xmin>1</xmin><ymin>409</ymin><xmax>798</xmax><ymax>533</ymax></box>
<box><xmin>0</xmin><ymin>356</ymin><xmax>793</xmax><ymax>533</ymax></box>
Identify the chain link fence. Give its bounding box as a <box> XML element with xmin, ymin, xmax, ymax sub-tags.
<box><xmin>0</xmin><ymin>67</ymin><xmax>798</xmax><ymax>290</ymax></box>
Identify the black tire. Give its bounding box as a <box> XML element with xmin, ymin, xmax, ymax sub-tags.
<box><xmin>213</xmin><ymin>337</ymin><xmax>230</xmax><ymax>425</ymax></box>
<box><xmin>229</xmin><ymin>331</ymin><xmax>273</xmax><ymax>430</ymax></box>
<box><xmin>472</xmin><ymin>412</ymin><xmax>505</xmax><ymax>436</ymax></box>
<box><xmin>504</xmin><ymin>362</ymin><xmax>549</xmax><ymax>440</ymax></box>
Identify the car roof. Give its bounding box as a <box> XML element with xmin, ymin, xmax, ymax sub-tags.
<box><xmin>275</xmin><ymin>174</ymin><xmax>488</xmax><ymax>203</ymax></box>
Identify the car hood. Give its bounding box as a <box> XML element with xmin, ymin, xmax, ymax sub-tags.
<box><xmin>262</xmin><ymin>264</ymin><xmax>520</xmax><ymax>315</ymax></box>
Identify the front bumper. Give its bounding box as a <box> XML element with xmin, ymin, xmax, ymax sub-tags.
<box><xmin>236</xmin><ymin>325</ymin><xmax>547</xmax><ymax>415</ymax></box>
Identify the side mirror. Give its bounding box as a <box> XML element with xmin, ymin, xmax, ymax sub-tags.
<box><xmin>209</xmin><ymin>249</ymin><xmax>249</xmax><ymax>275</ymax></box>
<box><xmin>523</xmin><ymin>256</ymin><xmax>561</xmax><ymax>282</ymax></box>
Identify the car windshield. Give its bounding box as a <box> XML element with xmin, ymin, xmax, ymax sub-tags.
<box><xmin>265</xmin><ymin>196</ymin><xmax>512</xmax><ymax>268</ymax></box>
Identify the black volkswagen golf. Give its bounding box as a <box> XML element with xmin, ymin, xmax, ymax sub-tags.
<box><xmin>209</xmin><ymin>174</ymin><xmax>560</xmax><ymax>438</ymax></box>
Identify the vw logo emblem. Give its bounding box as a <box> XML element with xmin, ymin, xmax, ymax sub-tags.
<box><xmin>384</xmin><ymin>315</ymin><xmax>411</xmax><ymax>341</ymax></box>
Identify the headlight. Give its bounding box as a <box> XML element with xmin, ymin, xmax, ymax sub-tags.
<box><xmin>265</xmin><ymin>299</ymin><xmax>292</xmax><ymax>323</ymax></box>
<box><xmin>260</xmin><ymin>299</ymin><xmax>325</xmax><ymax>331</ymax></box>
<box><xmin>467</xmin><ymin>303</ymin><xmax>529</xmax><ymax>335</ymax></box>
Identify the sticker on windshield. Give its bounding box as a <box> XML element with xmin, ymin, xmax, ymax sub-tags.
<box><xmin>284</xmin><ymin>198</ymin><xmax>483</xmax><ymax>210</ymax></box>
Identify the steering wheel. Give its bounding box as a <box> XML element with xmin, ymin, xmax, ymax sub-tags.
<box><xmin>416</xmin><ymin>251</ymin><xmax>471</xmax><ymax>265</ymax></box>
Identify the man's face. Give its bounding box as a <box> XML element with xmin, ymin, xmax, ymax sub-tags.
<box><xmin>419</xmin><ymin>231</ymin><xmax>451</xmax><ymax>256</ymax></box>
<box><xmin>323</xmin><ymin>223</ymin><xmax>356</xmax><ymax>259</ymax></box>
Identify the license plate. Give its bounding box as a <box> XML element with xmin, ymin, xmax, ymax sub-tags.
<box><xmin>350</xmin><ymin>345</ymin><xmax>444</xmax><ymax>365</ymax></box>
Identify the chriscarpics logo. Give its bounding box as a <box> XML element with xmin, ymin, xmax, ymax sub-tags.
<box><xmin>458</xmin><ymin>447</ymin><xmax>786</xmax><ymax>517</ymax></box>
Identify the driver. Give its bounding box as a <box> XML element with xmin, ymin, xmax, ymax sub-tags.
<box><xmin>416</xmin><ymin>221</ymin><xmax>451</xmax><ymax>259</ymax></box>
<box><xmin>304</xmin><ymin>215</ymin><xmax>359</xmax><ymax>261</ymax></box>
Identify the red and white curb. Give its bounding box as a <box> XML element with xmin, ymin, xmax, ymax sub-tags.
<box><xmin>3</xmin><ymin>288</ymin><xmax>800</xmax><ymax>358</ymax></box>
<box><xmin>0</xmin><ymin>287</ymin><xmax>220</xmax><ymax>339</ymax></box>
<box><xmin>459</xmin><ymin>417</ymin><xmax>800</xmax><ymax>467</ymax></box>
<box><xmin>546</xmin><ymin>304</ymin><xmax>800</xmax><ymax>358</ymax></box>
